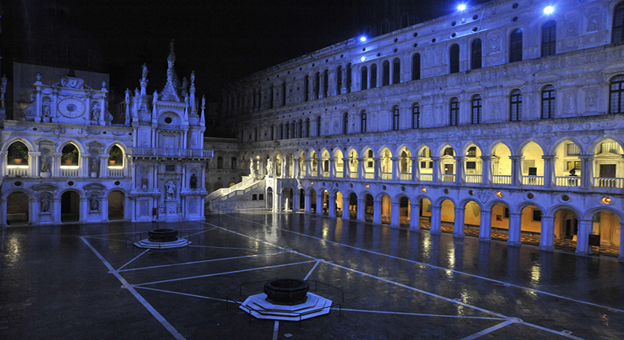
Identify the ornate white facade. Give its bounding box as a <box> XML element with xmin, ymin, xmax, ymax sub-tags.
<box><xmin>220</xmin><ymin>0</ymin><xmax>624</xmax><ymax>260</ymax></box>
<box><xmin>0</xmin><ymin>44</ymin><xmax>212</xmax><ymax>225</ymax></box>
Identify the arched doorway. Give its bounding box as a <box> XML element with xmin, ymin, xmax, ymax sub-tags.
<box><xmin>321</xmin><ymin>190</ymin><xmax>329</xmax><ymax>215</ymax></box>
<box><xmin>108</xmin><ymin>191</ymin><xmax>125</xmax><ymax>220</ymax></box>
<box><xmin>309</xmin><ymin>189</ymin><xmax>317</xmax><ymax>213</ymax></box>
<box><xmin>335</xmin><ymin>191</ymin><xmax>343</xmax><ymax>216</ymax></box>
<box><xmin>520</xmin><ymin>205</ymin><xmax>542</xmax><ymax>246</ymax></box>
<box><xmin>399</xmin><ymin>196</ymin><xmax>410</xmax><ymax>226</ymax></box>
<box><xmin>590</xmin><ymin>211</ymin><xmax>621</xmax><ymax>256</ymax></box>
<box><xmin>364</xmin><ymin>194</ymin><xmax>374</xmax><ymax>222</ymax></box>
<box><xmin>266</xmin><ymin>187</ymin><xmax>273</xmax><ymax>210</ymax></box>
<box><xmin>381</xmin><ymin>194</ymin><xmax>391</xmax><ymax>224</ymax></box>
<box><xmin>440</xmin><ymin>199</ymin><xmax>455</xmax><ymax>233</ymax></box>
<box><xmin>349</xmin><ymin>193</ymin><xmax>358</xmax><ymax>220</ymax></box>
<box><xmin>419</xmin><ymin>198</ymin><xmax>432</xmax><ymax>229</ymax></box>
<box><xmin>6</xmin><ymin>192</ymin><xmax>29</xmax><ymax>225</ymax></box>
<box><xmin>299</xmin><ymin>189</ymin><xmax>305</xmax><ymax>210</ymax></box>
<box><xmin>282</xmin><ymin>188</ymin><xmax>293</xmax><ymax>211</ymax></box>
<box><xmin>464</xmin><ymin>201</ymin><xmax>481</xmax><ymax>236</ymax></box>
<box><xmin>491</xmin><ymin>203</ymin><xmax>510</xmax><ymax>241</ymax></box>
<box><xmin>61</xmin><ymin>191</ymin><xmax>80</xmax><ymax>222</ymax></box>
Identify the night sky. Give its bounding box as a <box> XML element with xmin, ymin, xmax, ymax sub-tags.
<box><xmin>3</xmin><ymin>0</ymin><xmax>489</xmax><ymax>102</ymax></box>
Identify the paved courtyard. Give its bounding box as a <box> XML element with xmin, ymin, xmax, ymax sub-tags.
<box><xmin>1</xmin><ymin>212</ymin><xmax>624</xmax><ymax>339</ymax></box>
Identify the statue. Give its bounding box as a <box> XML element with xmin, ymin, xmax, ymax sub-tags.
<box><xmin>42</xmin><ymin>102</ymin><xmax>51</xmax><ymax>118</ymax></box>
<box><xmin>40</xmin><ymin>196</ymin><xmax>50</xmax><ymax>213</ymax></box>
<box><xmin>166</xmin><ymin>181</ymin><xmax>176</xmax><ymax>199</ymax></box>
<box><xmin>90</xmin><ymin>103</ymin><xmax>101</xmax><ymax>121</ymax></box>
<box><xmin>90</xmin><ymin>158</ymin><xmax>99</xmax><ymax>175</ymax></box>
<box><xmin>105</xmin><ymin>110</ymin><xmax>113</xmax><ymax>125</ymax></box>
<box><xmin>90</xmin><ymin>195</ymin><xmax>99</xmax><ymax>211</ymax></box>
<box><xmin>190</xmin><ymin>173</ymin><xmax>197</xmax><ymax>189</ymax></box>
<box><xmin>40</xmin><ymin>151</ymin><xmax>51</xmax><ymax>172</ymax></box>
<box><xmin>141</xmin><ymin>177</ymin><xmax>148</xmax><ymax>188</ymax></box>
<box><xmin>249</xmin><ymin>161</ymin><xmax>256</xmax><ymax>178</ymax></box>
<box><xmin>142</xmin><ymin>64</ymin><xmax>149</xmax><ymax>80</ymax></box>
<box><xmin>153</xmin><ymin>90</ymin><xmax>159</xmax><ymax>106</ymax></box>
<box><xmin>266</xmin><ymin>159</ymin><xmax>273</xmax><ymax>176</ymax></box>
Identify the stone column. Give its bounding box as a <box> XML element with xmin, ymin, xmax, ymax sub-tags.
<box><xmin>29</xmin><ymin>152</ymin><xmax>40</xmax><ymax>177</ymax></box>
<box><xmin>342</xmin><ymin>195</ymin><xmax>350</xmax><ymax>220</ymax></box>
<box><xmin>431</xmin><ymin>157</ymin><xmax>440</xmax><ymax>184</ymax></box>
<box><xmin>507</xmin><ymin>212</ymin><xmax>522</xmax><ymax>246</ymax></box>
<box><xmin>79</xmin><ymin>197</ymin><xmax>88</xmax><ymax>222</ymax></box>
<box><xmin>430</xmin><ymin>204</ymin><xmax>441</xmax><ymax>234</ymax></box>
<box><xmin>358</xmin><ymin>158</ymin><xmax>365</xmax><ymax>179</ymax></box>
<box><xmin>392</xmin><ymin>157</ymin><xmax>399</xmax><ymax>182</ymax></box>
<box><xmin>542</xmin><ymin>155</ymin><xmax>554</xmax><ymax>188</ymax></box>
<box><xmin>411</xmin><ymin>157</ymin><xmax>419</xmax><ymax>184</ymax></box>
<box><xmin>304</xmin><ymin>191</ymin><xmax>311</xmax><ymax>213</ymax></box>
<box><xmin>580</xmin><ymin>155</ymin><xmax>591</xmax><ymax>189</ymax></box>
<box><xmin>453</xmin><ymin>206</ymin><xmax>465</xmax><ymax>238</ymax></box>
<box><xmin>410</xmin><ymin>200</ymin><xmax>421</xmax><ymax>230</ymax></box>
<box><xmin>575</xmin><ymin>219</ymin><xmax>591</xmax><ymax>255</ymax></box>
<box><xmin>328</xmin><ymin>191</ymin><xmax>336</xmax><ymax>218</ymax></box>
<box><xmin>455</xmin><ymin>156</ymin><xmax>464</xmax><ymax>185</ymax></box>
<box><xmin>357</xmin><ymin>197</ymin><xmax>366</xmax><ymax>222</ymax></box>
<box><xmin>540</xmin><ymin>215</ymin><xmax>554</xmax><ymax>251</ymax></box>
<box><xmin>51</xmin><ymin>153</ymin><xmax>61</xmax><ymax>178</ymax></box>
<box><xmin>619</xmin><ymin>222</ymin><xmax>624</xmax><ymax>262</ymax></box>
<box><xmin>316</xmin><ymin>192</ymin><xmax>324</xmax><ymax>216</ymax></box>
<box><xmin>510</xmin><ymin>156</ymin><xmax>522</xmax><ymax>187</ymax></box>
<box><xmin>292</xmin><ymin>189</ymin><xmax>300</xmax><ymax>212</ymax></box>
<box><xmin>390</xmin><ymin>201</ymin><xmax>400</xmax><ymax>227</ymax></box>
<box><xmin>374</xmin><ymin>157</ymin><xmax>381</xmax><ymax>180</ymax></box>
<box><xmin>293</xmin><ymin>158</ymin><xmax>300</xmax><ymax>179</ymax></box>
<box><xmin>373</xmin><ymin>199</ymin><xmax>382</xmax><ymax>224</ymax></box>
<box><xmin>328</xmin><ymin>158</ymin><xmax>334</xmax><ymax>178</ymax></box>
<box><xmin>481</xmin><ymin>156</ymin><xmax>491</xmax><ymax>186</ymax></box>
<box><xmin>479</xmin><ymin>209</ymin><xmax>492</xmax><ymax>241</ymax></box>
<box><xmin>342</xmin><ymin>157</ymin><xmax>349</xmax><ymax>178</ymax></box>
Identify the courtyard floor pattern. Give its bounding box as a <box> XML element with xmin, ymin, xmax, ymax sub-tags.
<box><xmin>1</xmin><ymin>212</ymin><xmax>624</xmax><ymax>339</ymax></box>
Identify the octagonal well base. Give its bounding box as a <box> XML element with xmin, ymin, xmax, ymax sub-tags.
<box><xmin>239</xmin><ymin>293</ymin><xmax>332</xmax><ymax>321</ymax></box>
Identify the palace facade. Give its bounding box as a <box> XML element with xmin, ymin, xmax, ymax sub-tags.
<box><xmin>219</xmin><ymin>0</ymin><xmax>624</xmax><ymax>260</ymax></box>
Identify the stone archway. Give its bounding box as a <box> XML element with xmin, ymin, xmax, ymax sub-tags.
<box><xmin>108</xmin><ymin>191</ymin><xmax>125</xmax><ymax>220</ymax></box>
<box><xmin>6</xmin><ymin>192</ymin><xmax>29</xmax><ymax>225</ymax></box>
<box><xmin>61</xmin><ymin>191</ymin><xmax>80</xmax><ymax>222</ymax></box>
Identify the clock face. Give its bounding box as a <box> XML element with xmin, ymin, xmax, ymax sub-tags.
<box><xmin>58</xmin><ymin>98</ymin><xmax>85</xmax><ymax>118</ymax></box>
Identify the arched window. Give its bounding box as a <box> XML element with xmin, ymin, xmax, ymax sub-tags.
<box><xmin>305</xmin><ymin>118</ymin><xmax>310</xmax><ymax>137</ymax></box>
<box><xmin>303</xmin><ymin>75</ymin><xmax>309</xmax><ymax>102</ymax></box>
<box><xmin>346</xmin><ymin>63</ymin><xmax>352</xmax><ymax>93</ymax></box>
<box><xmin>298</xmin><ymin>119</ymin><xmax>303</xmax><ymax>138</ymax></box>
<box><xmin>370</xmin><ymin>64</ymin><xmax>378</xmax><ymax>88</ymax></box>
<box><xmin>361</xmin><ymin>66</ymin><xmax>368</xmax><ymax>91</ymax></box>
<box><xmin>541</xmin><ymin>85</ymin><xmax>556</xmax><ymax>119</ymax></box>
<box><xmin>7</xmin><ymin>141</ymin><xmax>29</xmax><ymax>165</ymax></box>
<box><xmin>270</xmin><ymin>125</ymin><xmax>275</xmax><ymax>140</ymax></box>
<box><xmin>217</xmin><ymin>156</ymin><xmax>223</xmax><ymax>169</ymax></box>
<box><xmin>412</xmin><ymin>53</ymin><xmax>421</xmax><ymax>81</ymax></box>
<box><xmin>231</xmin><ymin>157</ymin><xmax>237</xmax><ymax>169</ymax></box>
<box><xmin>336</xmin><ymin>66</ymin><xmax>343</xmax><ymax>94</ymax></box>
<box><xmin>314</xmin><ymin>72</ymin><xmax>320</xmax><ymax>99</ymax></box>
<box><xmin>322</xmin><ymin>69</ymin><xmax>329</xmax><ymax>98</ymax></box>
<box><xmin>343</xmin><ymin>112</ymin><xmax>349</xmax><ymax>134</ymax></box>
<box><xmin>471</xmin><ymin>95</ymin><xmax>482</xmax><ymax>124</ymax></box>
<box><xmin>509</xmin><ymin>28</ymin><xmax>523</xmax><ymax>62</ymax></box>
<box><xmin>361</xmin><ymin>110</ymin><xmax>367</xmax><ymax>133</ymax></box>
<box><xmin>449</xmin><ymin>98</ymin><xmax>459</xmax><ymax>126</ymax></box>
<box><xmin>614</xmin><ymin>2</ymin><xmax>624</xmax><ymax>43</ymax></box>
<box><xmin>450</xmin><ymin>44</ymin><xmax>460</xmax><ymax>74</ymax></box>
<box><xmin>392</xmin><ymin>58</ymin><xmax>401</xmax><ymax>84</ymax></box>
<box><xmin>108</xmin><ymin>145</ymin><xmax>123</xmax><ymax>166</ymax></box>
<box><xmin>382</xmin><ymin>60</ymin><xmax>390</xmax><ymax>86</ymax></box>
<box><xmin>61</xmin><ymin>144</ymin><xmax>79</xmax><ymax>166</ymax></box>
<box><xmin>609</xmin><ymin>75</ymin><xmax>624</xmax><ymax>114</ymax></box>
<box><xmin>282</xmin><ymin>82</ymin><xmax>287</xmax><ymax>106</ymax></box>
<box><xmin>541</xmin><ymin>21</ymin><xmax>556</xmax><ymax>57</ymax></box>
<box><xmin>510</xmin><ymin>89</ymin><xmax>522</xmax><ymax>121</ymax></box>
<box><xmin>392</xmin><ymin>105</ymin><xmax>400</xmax><ymax>130</ymax></box>
<box><xmin>471</xmin><ymin>39</ymin><xmax>482</xmax><ymax>70</ymax></box>
<box><xmin>412</xmin><ymin>103</ymin><xmax>420</xmax><ymax>129</ymax></box>
<box><xmin>317</xmin><ymin>116</ymin><xmax>322</xmax><ymax>136</ymax></box>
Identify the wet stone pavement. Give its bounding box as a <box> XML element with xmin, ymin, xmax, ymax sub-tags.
<box><xmin>1</xmin><ymin>212</ymin><xmax>624</xmax><ymax>340</ymax></box>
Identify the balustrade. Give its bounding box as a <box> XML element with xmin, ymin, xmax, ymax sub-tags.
<box><xmin>594</xmin><ymin>177</ymin><xmax>624</xmax><ymax>188</ymax></box>
<box><xmin>465</xmin><ymin>175</ymin><xmax>482</xmax><ymax>183</ymax></box>
<box><xmin>492</xmin><ymin>175</ymin><xmax>512</xmax><ymax>184</ymax></box>
<box><xmin>555</xmin><ymin>176</ymin><xmax>580</xmax><ymax>187</ymax></box>
<box><xmin>522</xmin><ymin>176</ymin><xmax>544</xmax><ymax>186</ymax></box>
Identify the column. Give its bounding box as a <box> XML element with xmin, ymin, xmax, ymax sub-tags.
<box><xmin>29</xmin><ymin>152</ymin><xmax>40</xmax><ymax>177</ymax></box>
<box><xmin>390</xmin><ymin>201</ymin><xmax>400</xmax><ymax>227</ymax></box>
<box><xmin>276</xmin><ymin>193</ymin><xmax>283</xmax><ymax>212</ymax></box>
<box><xmin>431</xmin><ymin>157</ymin><xmax>440</xmax><ymax>184</ymax></box>
<box><xmin>430</xmin><ymin>204</ymin><xmax>441</xmax><ymax>234</ymax></box>
<box><xmin>342</xmin><ymin>157</ymin><xmax>349</xmax><ymax>178</ymax></box>
<box><xmin>411</xmin><ymin>157</ymin><xmax>419</xmax><ymax>184</ymax></box>
<box><xmin>542</xmin><ymin>155</ymin><xmax>554</xmax><ymax>188</ymax></box>
<box><xmin>357</xmin><ymin>197</ymin><xmax>366</xmax><ymax>222</ymax></box>
<box><xmin>510</xmin><ymin>156</ymin><xmax>521</xmax><ymax>187</ymax></box>
<box><xmin>316</xmin><ymin>192</ymin><xmax>323</xmax><ymax>216</ymax></box>
<box><xmin>373</xmin><ymin>199</ymin><xmax>382</xmax><ymax>224</ymax></box>
<box><xmin>304</xmin><ymin>191</ymin><xmax>311</xmax><ymax>213</ymax></box>
<box><xmin>392</xmin><ymin>157</ymin><xmax>399</xmax><ymax>182</ymax></box>
<box><xmin>328</xmin><ymin>158</ymin><xmax>334</xmax><ymax>178</ymax></box>
<box><xmin>540</xmin><ymin>215</ymin><xmax>554</xmax><ymax>251</ymax></box>
<box><xmin>575</xmin><ymin>219</ymin><xmax>591</xmax><ymax>255</ymax></box>
<box><xmin>374</xmin><ymin>157</ymin><xmax>380</xmax><ymax>180</ymax></box>
<box><xmin>409</xmin><ymin>200</ymin><xmax>420</xmax><ymax>230</ymax></box>
<box><xmin>453</xmin><ymin>207</ymin><xmax>465</xmax><ymax>238</ymax></box>
<box><xmin>619</xmin><ymin>222</ymin><xmax>624</xmax><ymax>262</ymax></box>
<box><xmin>305</xmin><ymin>159</ymin><xmax>311</xmax><ymax>177</ymax></box>
<box><xmin>342</xmin><ymin>195</ymin><xmax>350</xmax><ymax>220</ymax></box>
<box><xmin>319</xmin><ymin>72</ymin><xmax>325</xmax><ymax>99</ymax></box>
<box><xmin>508</xmin><ymin>212</ymin><xmax>522</xmax><ymax>246</ymax></box>
<box><xmin>580</xmin><ymin>155</ymin><xmax>591</xmax><ymax>189</ymax></box>
<box><xmin>481</xmin><ymin>156</ymin><xmax>491</xmax><ymax>186</ymax></box>
<box><xmin>294</xmin><ymin>158</ymin><xmax>300</xmax><ymax>179</ymax></box>
<box><xmin>358</xmin><ymin>158</ymin><xmax>365</xmax><ymax>179</ymax></box>
<box><xmin>292</xmin><ymin>189</ymin><xmax>300</xmax><ymax>212</ymax></box>
<box><xmin>479</xmin><ymin>209</ymin><xmax>491</xmax><ymax>241</ymax></box>
<box><xmin>328</xmin><ymin>191</ymin><xmax>336</xmax><ymax>218</ymax></box>
<box><xmin>455</xmin><ymin>156</ymin><xmax>464</xmax><ymax>185</ymax></box>
<box><xmin>79</xmin><ymin>197</ymin><xmax>88</xmax><ymax>222</ymax></box>
<box><xmin>52</xmin><ymin>153</ymin><xmax>61</xmax><ymax>177</ymax></box>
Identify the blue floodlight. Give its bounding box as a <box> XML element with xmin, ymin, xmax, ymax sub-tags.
<box><xmin>360</xmin><ymin>56</ymin><xmax>366</xmax><ymax>62</ymax></box>
<box><xmin>457</xmin><ymin>4</ymin><xmax>467</xmax><ymax>11</ymax></box>
<box><xmin>543</xmin><ymin>6</ymin><xmax>554</xmax><ymax>14</ymax></box>
<box><xmin>359</xmin><ymin>36</ymin><xmax>367</xmax><ymax>42</ymax></box>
